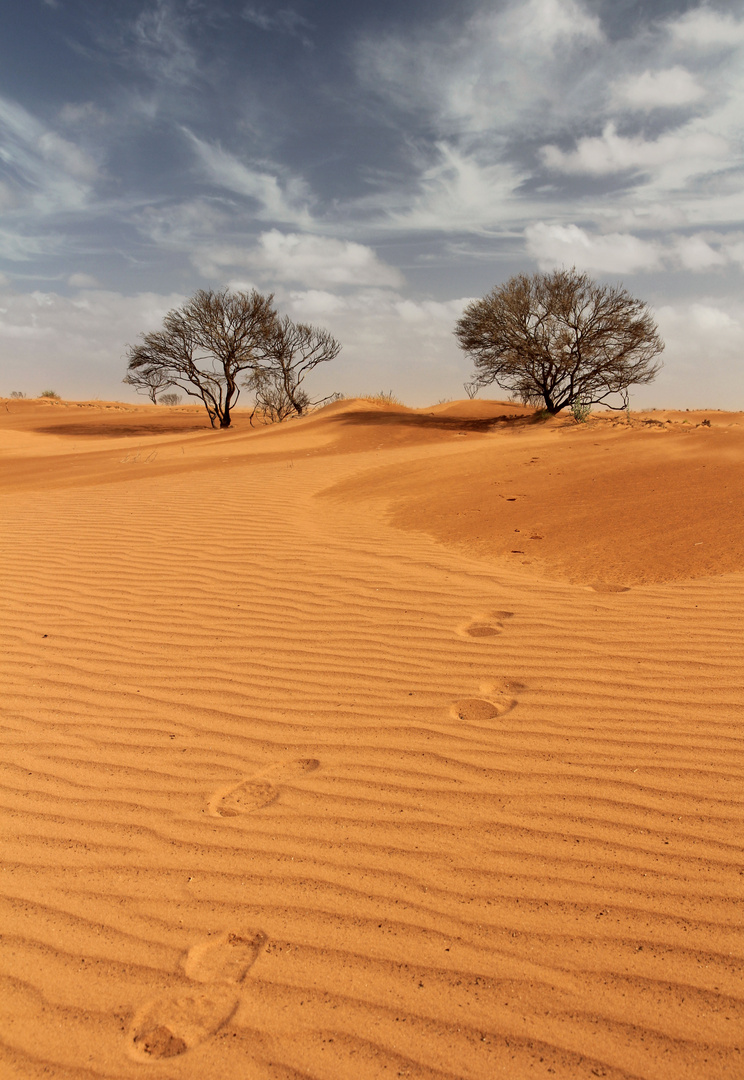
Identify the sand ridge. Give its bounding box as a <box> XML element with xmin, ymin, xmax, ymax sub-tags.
<box><xmin>0</xmin><ymin>397</ymin><xmax>742</xmax><ymax>1078</ymax></box>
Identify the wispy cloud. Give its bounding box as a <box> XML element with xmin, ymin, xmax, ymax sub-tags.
<box><xmin>0</xmin><ymin>97</ymin><xmax>99</xmax><ymax>204</ymax></box>
<box><xmin>242</xmin><ymin>5</ymin><xmax>312</xmax><ymax>46</ymax></box>
<box><xmin>183</xmin><ymin>129</ymin><xmax>313</xmax><ymax>227</ymax></box>
<box><xmin>130</xmin><ymin>0</ymin><xmax>200</xmax><ymax>85</ymax></box>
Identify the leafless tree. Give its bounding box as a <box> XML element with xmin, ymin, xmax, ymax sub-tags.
<box><xmin>124</xmin><ymin>288</ymin><xmax>278</xmax><ymax>428</ymax></box>
<box><xmin>246</xmin><ymin>316</ymin><xmax>341</xmax><ymax>424</ymax></box>
<box><xmin>123</xmin><ymin>365</ymin><xmax>173</xmax><ymax>404</ymax></box>
<box><xmin>159</xmin><ymin>392</ymin><xmax>182</xmax><ymax>406</ymax></box>
<box><xmin>455</xmin><ymin>268</ymin><xmax>664</xmax><ymax>414</ymax></box>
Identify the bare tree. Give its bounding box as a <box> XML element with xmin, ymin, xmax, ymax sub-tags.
<box><xmin>124</xmin><ymin>288</ymin><xmax>278</xmax><ymax>428</ymax></box>
<box><xmin>159</xmin><ymin>392</ymin><xmax>182</xmax><ymax>406</ymax></box>
<box><xmin>246</xmin><ymin>316</ymin><xmax>341</xmax><ymax>424</ymax></box>
<box><xmin>455</xmin><ymin>268</ymin><xmax>664</xmax><ymax>414</ymax></box>
<box><xmin>123</xmin><ymin>365</ymin><xmax>173</xmax><ymax>404</ymax></box>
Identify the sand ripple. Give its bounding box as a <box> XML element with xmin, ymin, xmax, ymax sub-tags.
<box><xmin>0</xmin><ymin>399</ymin><xmax>742</xmax><ymax>1078</ymax></box>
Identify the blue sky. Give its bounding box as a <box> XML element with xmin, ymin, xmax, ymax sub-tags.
<box><xmin>1</xmin><ymin>0</ymin><xmax>743</xmax><ymax>407</ymax></box>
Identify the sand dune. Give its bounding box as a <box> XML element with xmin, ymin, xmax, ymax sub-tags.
<box><xmin>0</xmin><ymin>396</ymin><xmax>742</xmax><ymax>1079</ymax></box>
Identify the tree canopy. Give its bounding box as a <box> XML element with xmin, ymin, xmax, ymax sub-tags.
<box><xmin>124</xmin><ymin>288</ymin><xmax>277</xmax><ymax>428</ymax></box>
<box><xmin>124</xmin><ymin>288</ymin><xmax>340</xmax><ymax>428</ymax></box>
<box><xmin>455</xmin><ymin>269</ymin><xmax>664</xmax><ymax>414</ymax></box>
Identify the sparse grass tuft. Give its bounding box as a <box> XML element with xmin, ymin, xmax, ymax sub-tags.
<box><xmin>39</xmin><ymin>389</ymin><xmax>61</xmax><ymax>399</ymax></box>
<box><xmin>361</xmin><ymin>390</ymin><xmax>402</xmax><ymax>406</ymax></box>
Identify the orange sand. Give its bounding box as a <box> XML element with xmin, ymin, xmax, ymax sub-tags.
<box><xmin>0</xmin><ymin>396</ymin><xmax>742</xmax><ymax>1079</ymax></box>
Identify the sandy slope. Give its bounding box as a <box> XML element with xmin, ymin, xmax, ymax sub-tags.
<box><xmin>0</xmin><ymin>397</ymin><xmax>742</xmax><ymax>1080</ymax></box>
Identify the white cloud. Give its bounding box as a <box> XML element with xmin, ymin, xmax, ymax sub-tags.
<box><xmin>525</xmin><ymin>222</ymin><xmax>663</xmax><ymax>273</ymax></box>
<box><xmin>612</xmin><ymin>67</ymin><xmax>705</xmax><ymax>111</ymax></box>
<box><xmin>541</xmin><ymin>123</ymin><xmax>728</xmax><ymax>181</ymax></box>
<box><xmin>197</xmin><ymin>231</ymin><xmax>404</xmax><ymax>289</ymax></box>
<box><xmin>286</xmin><ymin>289</ymin><xmax>347</xmax><ymax>319</ymax></box>
<box><xmin>525</xmin><ymin>221</ymin><xmax>744</xmax><ymax>274</ymax></box>
<box><xmin>668</xmin><ymin>8</ymin><xmax>744</xmax><ymax>50</ymax></box>
<box><xmin>672</xmin><ymin>235</ymin><xmax>725</xmax><ymax>271</ymax></box>
<box><xmin>394</xmin><ymin>297</ymin><xmax>473</xmax><ymax>331</ymax></box>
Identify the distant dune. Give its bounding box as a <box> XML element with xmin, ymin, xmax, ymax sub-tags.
<box><xmin>1</xmin><ymin>397</ymin><xmax>742</xmax><ymax>1079</ymax></box>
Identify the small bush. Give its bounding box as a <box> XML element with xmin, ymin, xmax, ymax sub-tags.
<box><xmin>571</xmin><ymin>399</ymin><xmax>592</xmax><ymax>423</ymax></box>
<box><xmin>159</xmin><ymin>393</ymin><xmax>182</xmax><ymax>406</ymax></box>
<box><xmin>39</xmin><ymin>389</ymin><xmax>61</xmax><ymax>399</ymax></box>
<box><xmin>9</xmin><ymin>391</ymin><xmax>26</xmax><ymax>399</ymax></box>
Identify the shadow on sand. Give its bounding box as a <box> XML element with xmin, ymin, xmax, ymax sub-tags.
<box><xmin>33</xmin><ymin>422</ymin><xmax>211</xmax><ymax>438</ymax></box>
<box><xmin>330</xmin><ymin>408</ymin><xmax>539</xmax><ymax>434</ymax></box>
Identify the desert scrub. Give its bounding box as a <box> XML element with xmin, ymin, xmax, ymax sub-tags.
<box><xmin>571</xmin><ymin>399</ymin><xmax>592</xmax><ymax>423</ymax></box>
<box><xmin>39</xmin><ymin>390</ymin><xmax>61</xmax><ymax>399</ymax></box>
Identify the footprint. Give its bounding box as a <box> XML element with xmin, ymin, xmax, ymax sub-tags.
<box><xmin>128</xmin><ymin>929</ymin><xmax>267</xmax><ymax>1060</ymax></box>
<box><xmin>452</xmin><ymin>682</ymin><xmax>520</xmax><ymax>722</ymax></box>
<box><xmin>214</xmin><ymin>779</ymin><xmax>278</xmax><ymax>816</ymax></box>
<box><xmin>184</xmin><ymin>929</ymin><xmax>267</xmax><ymax>984</ymax></box>
<box><xmin>209</xmin><ymin>757</ymin><xmax>320</xmax><ymax>818</ymax></box>
<box><xmin>129</xmin><ymin>985</ymin><xmax>239</xmax><ymax>1060</ymax></box>
<box><xmin>461</xmin><ymin>611</ymin><xmax>514</xmax><ymax>638</ymax></box>
<box><xmin>590</xmin><ymin>583</ymin><xmax>631</xmax><ymax>593</ymax></box>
